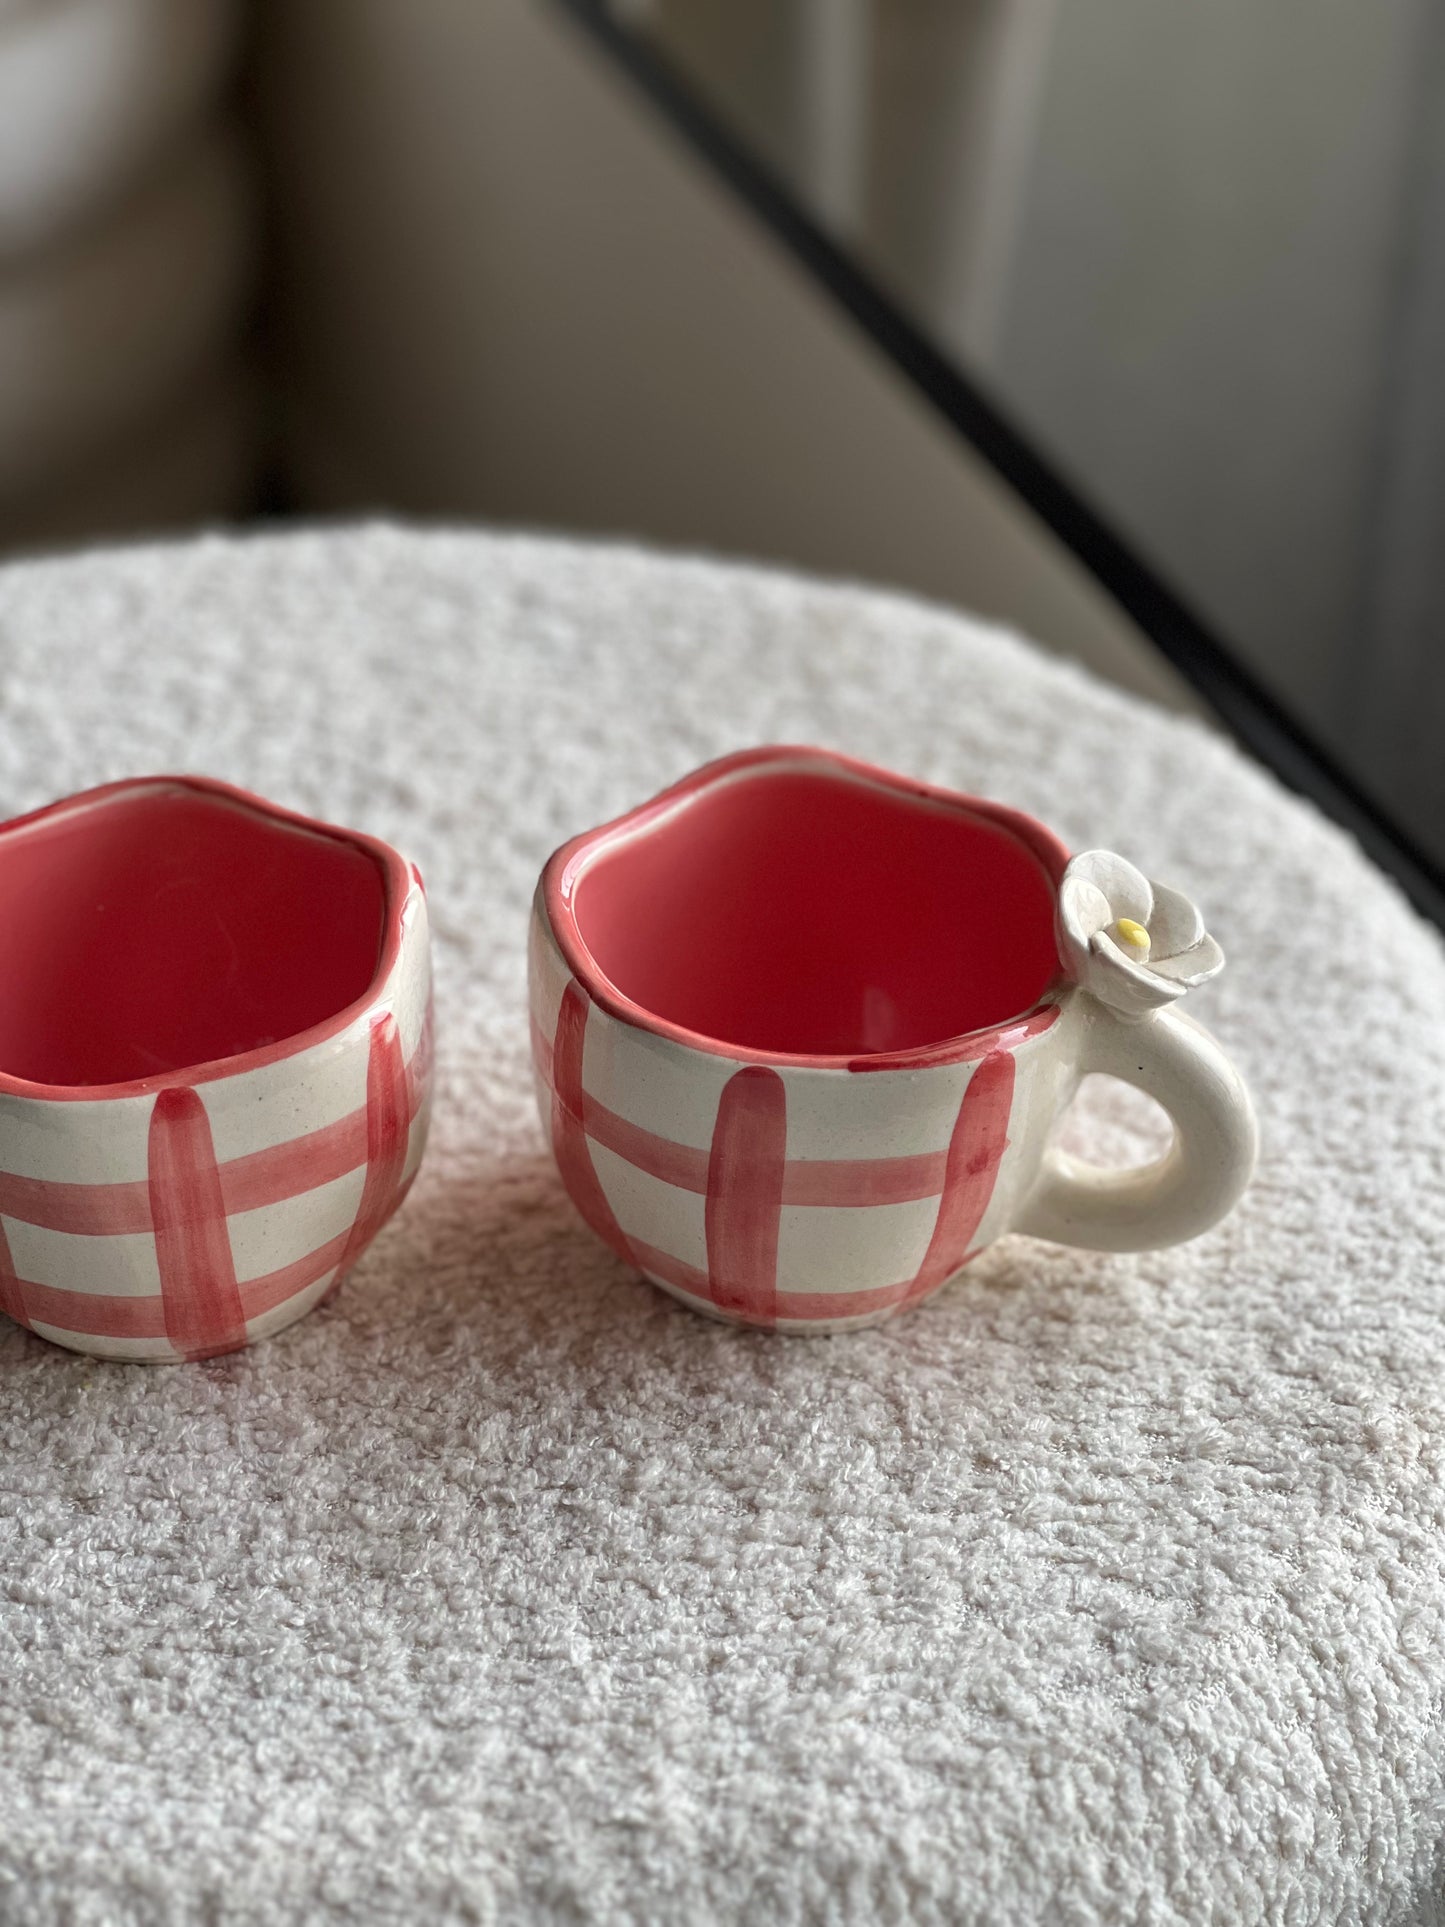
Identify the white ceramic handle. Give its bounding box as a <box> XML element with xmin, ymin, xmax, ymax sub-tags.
<box><xmin>1018</xmin><ymin>1004</ymin><xmax>1258</xmax><ymax>1251</ymax></box>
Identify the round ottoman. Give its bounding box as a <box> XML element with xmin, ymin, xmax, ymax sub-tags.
<box><xmin>1</xmin><ymin>527</ymin><xmax>1443</xmax><ymax>1926</ymax></box>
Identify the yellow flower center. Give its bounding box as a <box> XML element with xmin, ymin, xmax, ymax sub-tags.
<box><xmin>1114</xmin><ymin>918</ymin><xmax>1150</xmax><ymax>952</ymax></box>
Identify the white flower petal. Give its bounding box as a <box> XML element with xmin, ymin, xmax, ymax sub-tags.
<box><xmin>1059</xmin><ymin>875</ymin><xmax>1114</xmax><ymax>944</ymax></box>
<box><xmin>1148</xmin><ymin>881</ymin><xmax>1205</xmax><ymax>959</ymax></box>
<box><xmin>1093</xmin><ymin>930</ymin><xmax>1181</xmax><ymax>993</ymax></box>
<box><xmin>1068</xmin><ymin>849</ymin><xmax>1153</xmax><ymax>925</ymax></box>
<box><xmin>1150</xmin><ymin>931</ymin><xmax>1225</xmax><ymax>986</ymax></box>
<box><xmin>1084</xmin><ymin>930</ymin><xmax>1183</xmax><ymax>1016</ymax></box>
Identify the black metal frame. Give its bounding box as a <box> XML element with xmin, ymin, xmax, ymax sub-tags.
<box><xmin>554</xmin><ymin>0</ymin><xmax>1445</xmax><ymax>929</ymax></box>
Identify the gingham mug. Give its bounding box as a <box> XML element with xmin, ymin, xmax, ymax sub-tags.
<box><xmin>0</xmin><ymin>777</ymin><xmax>432</xmax><ymax>1362</ymax></box>
<box><xmin>530</xmin><ymin>746</ymin><xmax>1256</xmax><ymax>1334</ymax></box>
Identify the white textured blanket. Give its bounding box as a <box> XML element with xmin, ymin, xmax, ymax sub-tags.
<box><xmin>2</xmin><ymin>527</ymin><xmax>1444</xmax><ymax>1926</ymax></box>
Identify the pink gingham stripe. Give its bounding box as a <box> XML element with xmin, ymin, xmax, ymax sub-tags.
<box><xmin>0</xmin><ymin>1003</ymin><xmax>432</xmax><ymax>1361</ymax></box>
<box><xmin>532</xmin><ymin>980</ymin><xmax>1047</xmax><ymax>1328</ymax></box>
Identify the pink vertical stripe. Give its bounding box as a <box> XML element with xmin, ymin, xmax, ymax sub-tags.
<box><xmin>705</xmin><ymin>1066</ymin><xmax>787</xmax><ymax>1328</ymax></box>
<box><xmin>337</xmin><ymin>1012</ymin><xmax>412</xmax><ymax>1277</ymax></box>
<box><xmin>148</xmin><ymin>1088</ymin><xmax>248</xmax><ymax>1361</ymax></box>
<box><xmin>551</xmin><ymin>983</ymin><xmax>637</xmax><ymax>1266</ymax></box>
<box><xmin>897</xmin><ymin>1050</ymin><xmax>1015</xmax><ymax>1312</ymax></box>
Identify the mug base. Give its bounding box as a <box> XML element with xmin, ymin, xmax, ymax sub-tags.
<box><xmin>639</xmin><ymin>1269</ymin><xmax>933</xmax><ymax>1336</ymax></box>
<box><xmin>10</xmin><ymin>1267</ymin><xmax>343</xmax><ymax>1365</ymax></box>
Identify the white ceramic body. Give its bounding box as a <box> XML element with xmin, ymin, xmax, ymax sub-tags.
<box><xmin>0</xmin><ymin>787</ymin><xmax>433</xmax><ymax>1364</ymax></box>
<box><xmin>529</xmin><ymin>748</ymin><xmax>1257</xmax><ymax>1335</ymax></box>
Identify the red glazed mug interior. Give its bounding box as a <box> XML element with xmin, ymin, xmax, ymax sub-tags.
<box><xmin>0</xmin><ymin>780</ymin><xmax>393</xmax><ymax>1088</ymax></box>
<box><xmin>549</xmin><ymin>748</ymin><xmax>1067</xmax><ymax>1062</ymax></box>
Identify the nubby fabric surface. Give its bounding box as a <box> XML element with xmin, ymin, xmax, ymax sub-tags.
<box><xmin>1</xmin><ymin>526</ymin><xmax>1443</xmax><ymax>1925</ymax></box>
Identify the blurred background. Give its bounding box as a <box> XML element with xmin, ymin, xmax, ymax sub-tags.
<box><xmin>0</xmin><ymin>0</ymin><xmax>1440</xmax><ymax>866</ymax></box>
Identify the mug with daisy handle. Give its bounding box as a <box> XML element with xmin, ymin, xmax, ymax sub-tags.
<box><xmin>530</xmin><ymin>747</ymin><xmax>1258</xmax><ymax>1334</ymax></box>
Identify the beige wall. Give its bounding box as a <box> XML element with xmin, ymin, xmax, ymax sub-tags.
<box><xmin>993</xmin><ymin>0</ymin><xmax>1433</xmax><ymax>732</ymax></box>
<box><xmin>0</xmin><ymin>0</ymin><xmax>254</xmax><ymax>555</ymax></box>
<box><xmin>257</xmin><ymin>0</ymin><xmax>1193</xmax><ymax>712</ymax></box>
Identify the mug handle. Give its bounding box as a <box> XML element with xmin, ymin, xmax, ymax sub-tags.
<box><xmin>1018</xmin><ymin>1003</ymin><xmax>1258</xmax><ymax>1251</ymax></box>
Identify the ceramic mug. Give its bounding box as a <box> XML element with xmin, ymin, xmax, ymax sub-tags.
<box><xmin>0</xmin><ymin>776</ymin><xmax>432</xmax><ymax>1362</ymax></box>
<box><xmin>530</xmin><ymin>746</ymin><xmax>1257</xmax><ymax>1334</ymax></box>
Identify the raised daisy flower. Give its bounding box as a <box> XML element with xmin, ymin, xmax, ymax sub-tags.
<box><xmin>1057</xmin><ymin>849</ymin><xmax>1224</xmax><ymax>1019</ymax></box>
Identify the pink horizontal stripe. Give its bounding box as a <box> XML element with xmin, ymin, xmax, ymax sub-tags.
<box><xmin>0</xmin><ymin>1028</ymin><xmax>429</xmax><ymax>1238</ymax></box>
<box><xmin>8</xmin><ymin>1231</ymin><xmax>354</xmax><ymax>1343</ymax></box>
<box><xmin>218</xmin><ymin>1109</ymin><xmax>370</xmax><ymax>1215</ymax></box>
<box><xmin>782</xmin><ymin>1155</ymin><xmax>945</xmax><ymax>1208</ymax></box>
<box><xmin>0</xmin><ymin>1171</ymin><xmax>153</xmax><ymax>1235</ymax></box>
<box><xmin>576</xmin><ymin>1090</ymin><xmax>710</xmax><ymax>1190</ymax></box>
<box><xmin>20</xmin><ymin>1281</ymin><xmax>169</xmax><ymax>1341</ymax></box>
<box><xmin>532</xmin><ymin>1017</ymin><xmax>956</xmax><ymax>1207</ymax></box>
<box><xmin>628</xmin><ymin>1237</ymin><xmax>968</xmax><ymax>1323</ymax></box>
<box><xmin>625</xmin><ymin>1237</ymin><xmax>711</xmax><ymax>1297</ymax></box>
